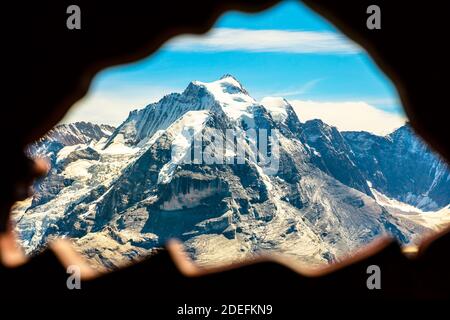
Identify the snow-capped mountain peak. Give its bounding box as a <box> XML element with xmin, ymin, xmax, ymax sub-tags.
<box><xmin>105</xmin><ymin>75</ymin><xmax>261</xmax><ymax>148</ymax></box>
<box><xmin>192</xmin><ymin>75</ymin><xmax>256</xmax><ymax>123</ymax></box>
<box><xmin>15</xmin><ymin>75</ymin><xmax>450</xmax><ymax>270</ymax></box>
<box><xmin>219</xmin><ymin>73</ymin><xmax>247</xmax><ymax>91</ymax></box>
<box><xmin>104</xmin><ymin>81</ymin><xmax>219</xmax><ymax>148</ymax></box>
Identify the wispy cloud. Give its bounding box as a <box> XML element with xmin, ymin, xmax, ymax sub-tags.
<box><xmin>166</xmin><ymin>28</ymin><xmax>361</xmax><ymax>54</ymax></box>
<box><xmin>288</xmin><ymin>100</ymin><xmax>406</xmax><ymax>135</ymax></box>
<box><xmin>267</xmin><ymin>78</ymin><xmax>323</xmax><ymax>97</ymax></box>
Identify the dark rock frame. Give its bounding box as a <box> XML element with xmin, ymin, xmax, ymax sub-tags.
<box><xmin>1</xmin><ymin>0</ymin><xmax>449</xmax><ymax>302</ymax></box>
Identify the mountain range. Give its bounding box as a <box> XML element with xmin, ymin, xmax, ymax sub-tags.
<box><xmin>13</xmin><ymin>75</ymin><xmax>450</xmax><ymax>270</ymax></box>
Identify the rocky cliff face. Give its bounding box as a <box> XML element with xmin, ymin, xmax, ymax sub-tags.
<box><xmin>13</xmin><ymin>75</ymin><xmax>450</xmax><ymax>270</ymax></box>
<box><xmin>298</xmin><ymin>119</ymin><xmax>372</xmax><ymax>196</ymax></box>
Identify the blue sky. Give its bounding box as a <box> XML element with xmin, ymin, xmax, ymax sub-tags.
<box><xmin>66</xmin><ymin>0</ymin><xmax>406</xmax><ymax>134</ymax></box>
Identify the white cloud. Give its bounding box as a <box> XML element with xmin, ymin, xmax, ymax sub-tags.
<box><xmin>166</xmin><ymin>28</ymin><xmax>361</xmax><ymax>54</ymax></box>
<box><xmin>287</xmin><ymin>100</ymin><xmax>406</xmax><ymax>135</ymax></box>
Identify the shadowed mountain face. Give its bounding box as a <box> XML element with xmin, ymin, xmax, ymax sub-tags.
<box><xmin>344</xmin><ymin>127</ymin><xmax>450</xmax><ymax>210</ymax></box>
<box><xmin>13</xmin><ymin>76</ymin><xmax>450</xmax><ymax>270</ymax></box>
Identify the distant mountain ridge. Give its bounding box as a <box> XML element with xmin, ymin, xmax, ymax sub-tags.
<box><xmin>344</xmin><ymin>126</ymin><xmax>450</xmax><ymax>210</ymax></box>
<box><xmin>29</xmin><ymin>121</ymin><xmax>115</xmax><ymax>164</ymax></box>
<box><xmin>13</xmin><ymin>75</ymin><xmax>450</xmax><ymax>270</ymax></box>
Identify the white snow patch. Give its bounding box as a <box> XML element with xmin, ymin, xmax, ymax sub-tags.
<box><xmin>56</xmin><ymin>144</ymin><xmax>85</xmax><ymax>163</ymax></box>
<box><xmin>158</xmin><ymin>110</ymin><xmax>210</xmax><ymax>184</ymax></box>
<box><xmin>261</xmin><ymin>97</ymin><xmax>290</xmax><ymax>122</ymax></box>
<box><xmin>101</xmin><ymin>134</ymin><xmax>139</xmax><ymax>155</ymax></box>
<box><xmin>63</xmin><ymin>159</ymin><xmax>94</xmax><ymax>179</ymax></box>
<box><xmin>368</xmin><ymin>181</ymin><xmax>450</xmax><ymax>231</ymax></box>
